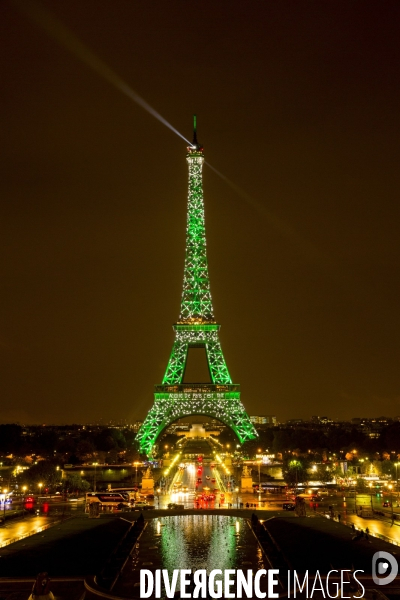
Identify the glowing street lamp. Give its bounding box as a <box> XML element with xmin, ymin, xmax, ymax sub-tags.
<box><xmin>395</xmin><ymin>462</ymin><xmax>400</xmax><ymax>498</ymax></box>
<box><xmin>257</xmin><ymin>460</ymin><xmax>262</xmax><ymax>500</ymax></box>
<box><xmin>389</xmin><ymin>484</ymin><xmax>394</xmax><ymax>522</ymax></box>
<box><xmin>91</xmin><ymin>463</ymin><xmax>98</xmax><ymax>492</ymax></box>
<box><xmin>134</xmin><ymin>461</ymin><xmax>140</xmax><ymax>486</ymax></box>
<box><xmin>2</xmin><ymin>488</ymin><xmax>8</xmax><ymax>526</ymax></box>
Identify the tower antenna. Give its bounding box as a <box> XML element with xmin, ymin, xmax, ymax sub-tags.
<box><xmin>193</xmin><ymin>114</ymin><xmax>198</xmax><ymax>146</ymax></box>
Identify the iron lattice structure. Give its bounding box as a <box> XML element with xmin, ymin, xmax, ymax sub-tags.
<box><xmin>136</xmin><ymin>120</ymin><xmax>257</xmax><ymax>455</ymax></box>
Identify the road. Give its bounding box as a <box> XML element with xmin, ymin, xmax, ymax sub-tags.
<box><xmin>155</xmin><ymin>440</ymin><xmax>400</xmax><ymax>548</ymax></box>
<box><xmin>158</xmin><ymin>439</ymin><xmax>284</xmax><ymax>510</ymax></box>
<box><xmin>0</xmin><ymin>513</ymin><xmax>66</xmax><ymax>548</ymax></box>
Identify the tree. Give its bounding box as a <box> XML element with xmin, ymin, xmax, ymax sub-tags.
<box><xmin>31</xmin><ymin>429</ymin><xmax>59</xmax><ymax>455</ymax></box>
<box><xmin>380</xmin><ymin>423</ymin><xmax>400</xmax><ymax>454</ymax></box>
<box><xmin>380</xmin><ymin>459</ymin><xmax>396</xmax><ymax>478</ymax></box>
<box><xmin>272</xmin><ymin>430</ymin><xmax>292</xmax><ymax>453</ymax></box>
<box><xmin>76</xmin><ymin>440</ymin><xmax>95</xmax><ymax>461</ymax></box>
<box><xmin>316</xmin><ymin>466</ymin><xmax>334</xmax><ymax>484</ymax></box>
<box><xmin>282</xmin><ymin>458</ymin><xmax>309</xmax><ymax>487</ymax></box>
<box><xmin>18</xmin><ymin>461</ymin><xmax>59</xmax><ymax>489</ymax></box>
<box><xmin>0</xmin><ymin>424</ymin><xmax>23</xmax><ymax>453</ymax></box>
<box><xmin>94</xmin><ymin>429</ymin><xmax>117</xmax><ymax>452</ymax></box>
<box><xmin>64</xmin><ymin>472</ymin><xmax>90</xmax><ymax>494</ymax></box>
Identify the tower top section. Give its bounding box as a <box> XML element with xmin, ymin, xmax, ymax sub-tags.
<box><xmin>179</xmin><ymin>116</ymin><xmax>214</xmax><ymax>325</ymax></box>
<box><xmin>187</xmin><ymin>114</ymin><xmax>204</xmax><ymax>156</ymax></box>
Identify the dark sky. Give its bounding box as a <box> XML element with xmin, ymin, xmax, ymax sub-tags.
<box><xmin>1</xmin><ymin>1</ymin><xmax>399</xmax><ymax>425</ymax></box>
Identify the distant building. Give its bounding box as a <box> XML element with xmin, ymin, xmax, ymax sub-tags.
<box><xmin>250</xmin><ymin>415</ymin><xmax>277</xmax><ymax>426</ymax></box>
<box><xmin>350</xmin><ymin>416</ymin><xmax>393</xmax><ymax>439</ymax></box>
<box><xmin>311</xmin><ymin>416</ymin><xmax>332</xmax><ymax>424</ymax></box>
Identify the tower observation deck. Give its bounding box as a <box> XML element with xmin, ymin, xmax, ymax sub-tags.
<box><xmin>136</xmin><ymin>118</ymin><xmax>257</xmax><ymax>455</ymax></box>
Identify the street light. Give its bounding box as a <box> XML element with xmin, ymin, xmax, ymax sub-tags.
<box><xmin>157</xmin><ymin>487</ymin><xmax>161</xmax><ymax>508</ymax></box>
<box><xmin>395</xmin><ymin>462</ymin><xmax>400</xmax><ymax>499</ymax></box>
<box><xmin>235</xmin><ymin>487</ymin><xmax>239</xmax><ymax>509</ymax></box>
<box><xmin>389</xmin><ymin>484</ymin><xmax>394</xmax><ymax>523</ymax></box>
<box><xmin>369</xmin><ymin>482</ymin><xmax>373</xmax><ymax>511</ymax></box>
<box><xmin>2</xmin><ymin>488</ymin><xmax>8</xmax><ymax>527</ymax></box>
<box><xmin>93</xmin><ymin>463</ymin><xmax>98</xmax><ymax>492</ymax></box>
<box><xmin>134</xmin><ymin>461</ymin><xmax>140</xmax><ymax>487</ymax></box>
<box><xmin>37</xmin><ymin>482</ymin><xmax>43</xmax><ymax>511</ymax></box>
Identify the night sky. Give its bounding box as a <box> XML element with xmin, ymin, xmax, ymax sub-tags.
<box><xmin>1</xmin><ymin>1</ymin><xmax>399</xmax><ymax>425</ymax></box>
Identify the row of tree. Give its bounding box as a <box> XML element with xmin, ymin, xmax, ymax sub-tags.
<box><xmin>2</xmin><ymin>421</ymin><xmax>400</xmax><ymax>462</ymax></box>
<box><xmin>0</xmin><ymin>424</ymin><xmax>140</xmax><ymax>463</ymax></box>
<box><xmin>219</xmin><ymin>422</ymin><xmax>400</xmax><ymax>458</ymax></box>
<box><xmin>14</xmin><ymin>460</ymin><xmax>91</xmax><ymax>493</ymax></box>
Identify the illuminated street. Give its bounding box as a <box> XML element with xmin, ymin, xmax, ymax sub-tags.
<box><xmin>0</xmin><ymin>514</ymin><xmax>64</xmax><ymax>548</ymax></box>
<box><xmin>158</xmin><ymin>440</ymin><xmax>285</xmax><ymax>511</ymax></box>
<box><xmin>341</xmin><ymin>512</ymin><xmax>400</xmax><ymax>545</ymax></box>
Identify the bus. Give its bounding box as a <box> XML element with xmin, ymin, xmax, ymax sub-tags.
<box><xmin>107</xmin><ymin>487</ymin><xmax>140</xmax><ymax>502</ymax></box>
<box><xmin>85</xmin><ymin>492</ymin><xmax>131</xmax><ymax>509</ymax></box>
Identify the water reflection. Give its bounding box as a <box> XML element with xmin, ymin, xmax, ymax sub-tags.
<box><xmin>115</xmin><ymin>514</ymin><xmax>266</xmax><ymax>598</ymax></box>
<box><xmin>157</xmin><ymin>514</ymin><xmax>264</xmax><ymax>575</ymax></box>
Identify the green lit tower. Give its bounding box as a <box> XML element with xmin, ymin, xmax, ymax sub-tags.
<box><xmin>136</xmin><ymin>117</ymin><xmax>257</xmax><ymax>455</ymax></box>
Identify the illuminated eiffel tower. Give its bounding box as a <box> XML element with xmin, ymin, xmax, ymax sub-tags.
<box><xmin>136</xmin><ymin>118</ymin><xmax>257</xmax><ymax>455</ymax></box>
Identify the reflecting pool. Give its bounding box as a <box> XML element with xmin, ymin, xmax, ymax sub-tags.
<box><xmin>114</xmin><ymin>514</ymin><xmax>266</xmax><ymax>598</ymax></box>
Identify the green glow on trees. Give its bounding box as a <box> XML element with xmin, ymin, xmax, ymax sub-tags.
<box><xmin>136</xmin><ymin>131</ymin><xmax>257</xmax><ymax>455</ymax></box>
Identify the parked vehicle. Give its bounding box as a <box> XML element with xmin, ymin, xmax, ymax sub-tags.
<box><xmin>356</xmin><ymin>505</ymin><xmax>373</xmax><ymax>518</ymax></box>
<box><xmin>86</xmin><ymin>492</ymin><xmax>131</xmax><ymax>510</ymax></box>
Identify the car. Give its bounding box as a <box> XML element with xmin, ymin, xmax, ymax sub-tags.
<box><xmin>383</xmin><ymin>501</ymin><xmax>391</xmax><ymax>507</ymax></box>
<box><xmin>167</xmin><ymin>503</ymin><xmax>184</xmax><ymax>509</ymax></box>
<box><xmin>197</xmin><ymin>478</ymin><xmax>202</xmax><ymax>483</ymax></box>
<box><xmin>282</xmin><ymin>503</ymin><xmax>296</xmax><ymax>511</ymax></box>
<box><xmin>134</xmin><ymin>501</ymin><xmax>148</xmax><ymax>508</ymax></box>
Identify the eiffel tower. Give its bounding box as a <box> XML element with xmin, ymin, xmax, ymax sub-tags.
<box><xmin>136</xmin><ymin>118</ymin><xmax>257</xmax><ymax>455</ymax></box>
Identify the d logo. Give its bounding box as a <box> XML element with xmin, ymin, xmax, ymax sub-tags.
<box><xmin>372</xmin><ymin>551</ymin><xmax>398</xmax><ymax>585</ymax></box>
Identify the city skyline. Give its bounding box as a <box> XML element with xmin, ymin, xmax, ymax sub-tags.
<box><xmin>1</xmin><ymin>1</ymin><xmax>399</xmax><ymax>424</ymax></box>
